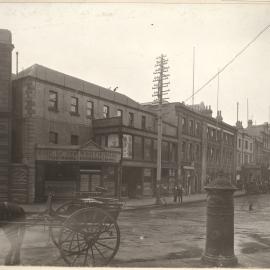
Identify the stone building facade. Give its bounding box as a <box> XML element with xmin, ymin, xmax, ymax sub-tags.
<box><xmin>12</xmin><ymin>64</ymin><xmax>177</xmax><ymax>202</ymax></box>
<box><xmin>144</xmin><ymin>102</ymin><xmax>237</xmax><ymax>194</ymax></box>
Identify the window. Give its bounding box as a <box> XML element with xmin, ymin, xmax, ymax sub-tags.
<box><xmin>122</xmin><ymin>134</ymin><xmax>132</xmax><ymax>159</ymax></box>
<box><xmin>182</xmin><ymin>141</ymin><xmax>186</xmax><ymax>160</ymax></box>
<box><xmin>86</xmin><ymin>101</ymin><xmax>94</xmax><ymax>118</ymax></box>
<box><xmin>128</xmin><ymin>112</ymin><xmax>134</xmax><ymax>127</ymax></box>
<box><xmin>189</xmin><ymin>120</ymin><xmax>194</xmax><ymax>135</ymax></box>
<box><xmin>245</xmin><ymin>140</ymin><xmax>248</xmax><ymax>150</ymax></box>
<box><xmin>117</xmin><ymin>109</ymin><xmax>123</xmax><ymax>117</ymax></box>
<box><xmin>49</xmin><ymin>132</ymin><xmax>58</xmax><ymax>144</ymax></box>
<box><xmin>238</xmin><ymin>138</ymin><xmax>241</xmax><ymax>148</ymax></box>
<box><xmin>134</xmin><ymin>136</ymin><xmax>143</xmax><ymax>160</ymax></box>
<box><xmin>250</xmin><ymin>142</ymin><xmax>253</xmax><ymax>151</ymax></box>
<box><xmin>71</xmin><ymin>135</ymin><xmax>79</xmax><ymax>145</ymax></box>
<box><xmin>144</xmin><ymin>138</ymin><xmax>152</xmax><ymax>161</ymax></box>
<box><xmin>103</xmin><ymin>105</ymin><xmax>110</xmax><ymax>118</ymax></box>
<box><xmin>169</xmin><ymin>143</ymin><xmax>176</xmax><ymax>162</ymax></box>
<box><xmin>107</xmin><ymin>134</ymin><xmax>119</xmax><ymax>148</ymax></box>
<box><xmin>161</xmin><ymin>141</ymin><xmax>169</xmax><ymax>161</ymax></box>
<box><xmin>70</xmin><ymin>97</ymin><xmax>79</xmax><ymax>114</ymax></box>
<box><xmin>49</xmin><ymin>91</ymin><xmax>58</xmax><ymax>111</ymax></box>
<box><xmin>195</xmin><ymin>122</ymin><xmax>201</xmax><ymax>137</ymax></box>
<box><xmin>141</xmin><ymin>115</ymin><xmax>146</xmax><ymax>129</ymax></box>
<box><xmin>182</xmin><ymin>118</ymin><xmax>187</xmax><ymax>133</ymax></box>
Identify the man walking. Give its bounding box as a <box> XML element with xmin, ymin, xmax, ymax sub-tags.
<box><xmin>177</xmin><ymin>185</ymin><xmax>183</xmax><ymax>204</ymax></box>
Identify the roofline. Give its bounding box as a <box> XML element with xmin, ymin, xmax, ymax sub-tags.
<box><xmin>12</xmin><ymin>64</ymin><xmax>158</xmax><ymax>117</ymax></box>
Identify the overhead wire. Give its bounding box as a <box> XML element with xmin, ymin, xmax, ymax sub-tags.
<box><xmin>184</xmin><ymin>23</ymin><xmax>270</xmax><ymax>102</ymax></box>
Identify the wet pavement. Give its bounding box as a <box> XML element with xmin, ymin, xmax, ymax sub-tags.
<box><xmin>0</xmin><ymin>193</ymin><xmax>270</xmax><ymax>267</ymax></box>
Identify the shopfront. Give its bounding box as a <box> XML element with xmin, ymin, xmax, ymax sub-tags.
<box><xmin>35</xmin><ymin>142</ymin><xmax>121</xmax><ymax>201</ymax></box>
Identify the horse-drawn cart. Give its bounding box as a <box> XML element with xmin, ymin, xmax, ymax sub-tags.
<box><xmin>1</xmin><ymin>189</ymin><xmax>123</xmax><ymax>266</ymax></box>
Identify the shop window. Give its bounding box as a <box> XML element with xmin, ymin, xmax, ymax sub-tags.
<box><xmin>134</xmin><ymin>136</ymin><xmax>143</xmax><ymax>160</ymax></box>
<box><xmin>86</xmin><ymin>100</ymin><xmax>94</xmax><ymax>118</ymax></box>
<box><xmin>107</xmin><ymin>134</ymin><xmax>119</xmax><ymax>148</ymax></box>
<box><xmin>48</xmin><ymin>91</ymin><xmax>58</xmax><ymax>111</ymax></box>
<box><xmin>71</xmin><ymin>135</ymin><xmax>79</xmax><ymax>145</ymax></box>
<box><xmin>141</xmin><ymin>115</ymin><xmax>146</xmax><ymax>130</ymax></box>
<box><xmin>49</xmin><ymin>131</ymin><xmax>58</xmax><ymax>144</ymax></box>
<box><xmin>128</xmin><ymin>112</ymin><xmax>134</xmax><ymax>127</ymax></box>
<box><xmin>144</xmin><ymin>138</ymin><xmax>152</xmax><ymax>161</ymax></box>
<box><xmin>122</xmin><ymin>134</ymin><xmax>132</xmax><ymax>159</ymax></box>
<box><xmin>70</xmin><ymin>97</ymin><xmax>79</xmax><ymax>114</ymax></box>
<box><xmin>103</xmin><ymin>105</ymin><xmax>110</xmax><ymax>118</ymax></box>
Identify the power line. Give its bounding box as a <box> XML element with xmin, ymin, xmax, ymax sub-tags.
<box><xmin>185</xmin><ymin>23</ymin><xmax>270</xmax><ymax>103</ymax></box>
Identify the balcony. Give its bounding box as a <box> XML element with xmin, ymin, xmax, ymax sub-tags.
<box><xmin>93</xmin><ymin>116</ymin><xmax>122</xmax><ymax>129</ymax></box>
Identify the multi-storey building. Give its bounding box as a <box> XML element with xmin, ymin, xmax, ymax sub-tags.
<box><xmin>236</xmin><ymin>121</ymin><xmax>254</xmax><ymax>168</ymax></box>
<box><xmin>0</xmin><ymin>29</ymin><xmax>13</xmax><ymax>201</ymax></box>
<box><xmin>242</xmin><ymin>120</ymin><xmax>270</xmax><ymax>187</ymax></box>
<box><xmin>12</xmin><ymin>64</ymin><xmax>178</xmax><ymax>202</ymax></box>
<box><xmin>144</xmin><ymin>101</ymin><xmax>237</xmax><ymax>194</ymax></box>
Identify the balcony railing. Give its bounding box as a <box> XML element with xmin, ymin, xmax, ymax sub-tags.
<box><xmin>93</xmin><ymin>116</ymin><xmax>122</xmax><ymax>128</ymax></box>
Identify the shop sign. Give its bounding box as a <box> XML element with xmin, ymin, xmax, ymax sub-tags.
<box><xmin>36</xmin><ymin>148</ymin><xmax>121</xmax><ymax>163</ymax></box>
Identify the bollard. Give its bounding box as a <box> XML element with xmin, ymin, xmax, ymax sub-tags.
<box><xmin>201</xmin><ymin>173</ymin><xmax>238</xmax><ymax>267</ymax></box>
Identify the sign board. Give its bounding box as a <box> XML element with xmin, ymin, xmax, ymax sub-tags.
<box><xmin>36</xmin><ymin>148</ymin><xmax>121</xmax><ymax>163</ymax></box>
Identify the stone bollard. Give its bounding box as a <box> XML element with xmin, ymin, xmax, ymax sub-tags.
<box><xmin>201</xmin><ymin>173</ymin><xmax>238</xmax><ymax>267</ymax></box>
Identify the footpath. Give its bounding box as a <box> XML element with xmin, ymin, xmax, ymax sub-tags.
<box><xmin>21</xmin><ymin>190</ymin><xmax>246</xmax><ymax>213</ymax></box>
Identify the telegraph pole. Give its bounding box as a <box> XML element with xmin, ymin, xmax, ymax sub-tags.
<box><xmin>152</xmin><ymin>54</ymin><xmax>170</xmax><ymax>205</ymax></box>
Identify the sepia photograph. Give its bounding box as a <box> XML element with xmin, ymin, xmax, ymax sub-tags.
<box><xmin>0</xmin><ymin>1</ymin><xmax>270</xmax><ymax>267</ymax></box>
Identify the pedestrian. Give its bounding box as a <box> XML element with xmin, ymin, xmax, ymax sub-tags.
<box><xmin>173</xmin><ymin>185</ymin><xmax>178</xmax><ymax>203</ymax></box>
<box><xmin>177</xmin><ymin>185</ymin><xmax>183</xmax><ymax>204</ymax></box>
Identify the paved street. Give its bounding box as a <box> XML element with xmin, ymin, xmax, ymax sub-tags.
<box><xmin>0</xmin><ymin>194</ymin><xmax>270</xmax><ymax>267</ymax></box>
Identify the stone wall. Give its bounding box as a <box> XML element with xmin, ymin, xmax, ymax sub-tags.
<box><xmin>10</xmin><ymin>164</ymin><xmax>29</xmax><ymax>203</ymax></box>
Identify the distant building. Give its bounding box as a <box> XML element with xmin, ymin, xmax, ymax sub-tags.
<box><xmin>143</xmin><ymin>102</ymin><xmax>237</xmax><ymax>194</ymax></box>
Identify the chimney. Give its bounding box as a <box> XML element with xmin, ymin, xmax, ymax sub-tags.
<box><xmin>216</xmin><ymin>110</ymin><xmax>223</xmax><ymax>122</ymax></box>
<box><xmin>248</xmin><ymin>119</ymin><xmax>253</xmax><ymax>127</ymax></box>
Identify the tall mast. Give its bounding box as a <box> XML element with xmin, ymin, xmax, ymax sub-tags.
<box><xmin>152</xmin><ymin>54</ymin><xmax>170</xmax><ymax>205</ymax></box>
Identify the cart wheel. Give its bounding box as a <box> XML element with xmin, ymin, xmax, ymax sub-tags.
<box><xmin>58</xmin><ymin>207</ymin><xmax>120</xmax><ymax>266</ymax></box>
<box><xmin>50</xmin><ymin>201</ymin><xmax>82</xmax><ymax>247</ymax></box>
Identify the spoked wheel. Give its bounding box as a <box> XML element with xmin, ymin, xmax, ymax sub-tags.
<box><xmin>58</xmin><ymin>207</ymin><xmax>120</xmax><ymax>266</ymax></box>
<box><xmin>50</xmin><ymin>201</ymin><xmax>83</xmax><ymax>247</ymax></box>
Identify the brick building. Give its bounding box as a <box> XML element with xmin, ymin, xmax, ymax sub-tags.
<box><xmin>144</xmin><ymin>101</ymin><xmax>237</xmax><ymax>194</ymax></box>
<box><xmin>11</xmin><ymin>64</ymin><xmax>177</xmax><ymax>202</ymax></box>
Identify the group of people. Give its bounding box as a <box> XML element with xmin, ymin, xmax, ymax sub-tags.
<box><xmin>173</xmin><ymin>184</ymin><xmax>184</xmax><ymax>204</ymax></box>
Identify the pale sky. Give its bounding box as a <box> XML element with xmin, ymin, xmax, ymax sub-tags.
<box><xmin>1</xmin><ymin>3</ymin><xmax>270</xmax><ymax>126</ymax></box>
